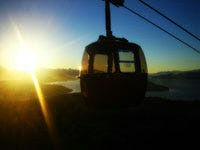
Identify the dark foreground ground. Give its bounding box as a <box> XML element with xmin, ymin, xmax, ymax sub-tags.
<box><xmin>0</xmin><ymin>81</ymin><xmax>200</xmax><ymax>149</ymax></box>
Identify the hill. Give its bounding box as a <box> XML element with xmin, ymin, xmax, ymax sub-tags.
<box><xmin>150</xmin><ymin>69</ymin><xmax>200</xmax><ymax>79</ymax></box>
<box><xmin>35</xmin><ymin>68</ymin><xmax>79</xmax><ymax>82</ymax></box>
<box><xmin>0</xmin><ymin>90</ymin><xmax>199</xmax><ymax>149</ymax></box>
<box><xmin>147</xmin><ymin>81</ymin><xmax>169</xmax><ymax>91</ymax></box>
<box><xmin>0</xmin><ymin>66</ymin><xmax>79</xmax><ymax>82</ymax></box>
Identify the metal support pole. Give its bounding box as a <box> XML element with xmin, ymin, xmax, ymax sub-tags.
<box><xmin>105</xmin><ymin>0</ymin><xmax>112</xmax><ymax>37</ymax></box>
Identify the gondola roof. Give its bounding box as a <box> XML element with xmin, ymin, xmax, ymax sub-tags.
<box><xmin>85</xmin><ymin>35</ymin><xmax>141</xmax><ymax>54</ymax></box>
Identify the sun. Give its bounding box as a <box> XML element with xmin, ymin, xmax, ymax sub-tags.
<box><xmin>15</xmin><ymin>51</ymin><xmax>38</xmax><ymax>71</ymax></box>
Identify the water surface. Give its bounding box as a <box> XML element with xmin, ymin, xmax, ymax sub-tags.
<box><xmin>50</xmin><ymin>79</ymin><xmax>200</xmax><ymax>101</ymax></box>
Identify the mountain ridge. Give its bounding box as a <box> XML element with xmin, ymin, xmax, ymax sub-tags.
<box><xmin>150</xmin><ymin>69</ymin><xmax>200</xmax><ymax>79</ymax></box>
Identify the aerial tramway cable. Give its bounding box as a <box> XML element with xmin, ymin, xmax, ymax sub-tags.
<box><xmin>122</xmin><ymin>5</ymin><xmax>200</xmax><ymax>55</ymax></box>
<box><xmin>138</xmin><ymin>0</ymin><xmax>200</xmax><ymax>42</ymax></box>
<box><xmin>104</xmin><ymin>0</ymin><xmax>200</xmax><ymax>54</ymax></box>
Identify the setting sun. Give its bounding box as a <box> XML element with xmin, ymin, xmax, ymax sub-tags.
<box><xmin>15</xmin><ymin>51</ymin><xmax>38</xmax><ymax>71</ymax></box>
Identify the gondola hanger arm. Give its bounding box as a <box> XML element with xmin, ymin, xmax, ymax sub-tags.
<box><xmin>103</xmin><ymin>0</ymin><xmax>124</xmax><ymax>37</ymax></box>
<box><xmin>102</xmin><ymin>0</ymin><xmax>124</xmax><ymax>7</ymax></box>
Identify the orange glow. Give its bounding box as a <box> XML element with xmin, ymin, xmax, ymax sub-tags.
<box><xmin>11</xmin><ymin>22</ymin><xmax>58</xmax><ymax>146</ymax></box>
<box><xmin>79</xmin><ymin>66</ymin><xmax>82</xmax><ymax>71</ymax></box>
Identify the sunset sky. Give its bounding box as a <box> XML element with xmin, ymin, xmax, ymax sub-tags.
<box><xmin>0</xmin><ymin>0</ymin><xmax>199</xmax><ymax>73</ymax></box>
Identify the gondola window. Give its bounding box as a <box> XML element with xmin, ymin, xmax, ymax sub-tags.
<box><xmin>93</xmin><ymin>54</ymin><xmax>108</xmax><ymax>73</ymax></box>
<box><xmin>119</xmin><ymin>51</ymin><xmax>135</xmax><ymax>72</ymax></box>
<box><xmin>81</xmin><ymin>52</ymin><xmax>89</xmax><ymax>75</ymax></box>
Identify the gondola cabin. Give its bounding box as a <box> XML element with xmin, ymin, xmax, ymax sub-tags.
<box><xmin>80</xmin><ymin>36</ymin><xmax>148</xmax><ymax>107</ymax></box>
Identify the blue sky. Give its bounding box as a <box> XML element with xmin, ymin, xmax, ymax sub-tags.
<box><xmin>0</xmin><ymin>0</ymin><xmax>199</xmax><ymax>73</ymax></box>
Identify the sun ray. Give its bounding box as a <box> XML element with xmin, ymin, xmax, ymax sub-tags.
<box><xmin>10</xmin><ymin>20</ymin><xmax>26</xmax><ymax>50</ymax></box>
<box><xmin>31</xmin><ymin>72</ymin><xmax>59</xmax><ymax>146</ymax></box>
<box><xmin>10</xmin><ymin>20</ymin><xmax>58</xmax><ymax>145</ymax></box>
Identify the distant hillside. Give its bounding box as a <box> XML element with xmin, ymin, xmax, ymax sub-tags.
<box><xmin>0</xmin><ymin>66</ymin><xmax>79</xmax><ymax>82</ymax></box>
<box><xmin>147</xmin><ymin>81</ymin><xmax>169</xmax><ymax>91</ymax></box>
<box><xmin>150</xmin><ymin>69</ymin><xmax>200</xmax><ymax>79</ymax></box>
<box><xmin>0</xmin><ymin>66</ymin><xmax>6</xmax><ymax>75</ymax></box>
<box><xmin>35</xmin><ymin>68</ymin><xmax>79</xmax><ymax>82</ymax></box>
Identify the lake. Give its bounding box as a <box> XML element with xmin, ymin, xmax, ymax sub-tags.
<box><xmin>49</xmin><ymin>79</ymin><xmax>200</xmax><ymax>101</ymax></box>
<box><xmin>147</xmin><ymin>78</ymin><xmax>200</xmax><ymax>100</ymax></box>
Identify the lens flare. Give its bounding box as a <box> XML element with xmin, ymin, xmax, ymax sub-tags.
<box><xmin>15</xmin><ymin>51</ymin><xmax>38</xmax><ymax>71</ymax></box>
<box><xmin>79</xmin><ymin>66</ymin><xmax>82</xmax><ymax>71</ymax></box>
<box><xmin>12</xmin><ymin>21</ymin><xmax>58</xmax><ymax>146</ymax></box>
<box><xmin>31</xmin><ymin>72</ymin><xmax>58</xmax><ymax>146</ymax></box>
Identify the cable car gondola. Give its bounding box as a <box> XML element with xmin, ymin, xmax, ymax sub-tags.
<box><xmin>80</xmin><ymin>0</ymin><xmax>148</xmax><ymax>107</ymax></box>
